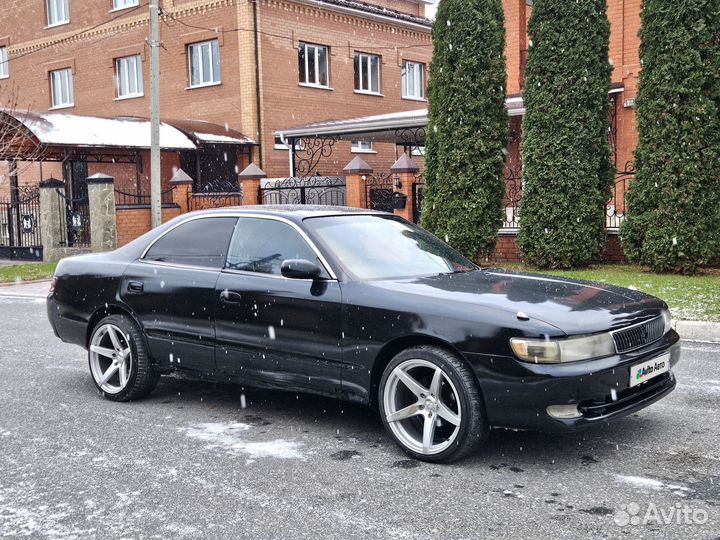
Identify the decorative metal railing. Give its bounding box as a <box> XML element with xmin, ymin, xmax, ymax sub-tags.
<box><xmin>114</xmin><ymin>186</ymin><xmax>175</xmax><ymax>206</ymax></box>
<box><xmin>364</xmin><ymin>173</ymin><xmax>394</xmax><ymax>213</ymax></box>
<box><xmin>260</xmin><ymin>176</ymin><xmax>346</xmax><ymax>206</ymax></box>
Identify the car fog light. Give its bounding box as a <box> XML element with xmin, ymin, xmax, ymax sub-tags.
<box><xmin>546</xmin><ymin>404</ymin><xmax>582</xmax><ymax>419</ymax></box>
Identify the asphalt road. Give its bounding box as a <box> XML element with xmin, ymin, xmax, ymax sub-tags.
<box><xmin>1</xmin><ymin>296</ymin><xmax>718</xmax><ymax>539</ymax></box>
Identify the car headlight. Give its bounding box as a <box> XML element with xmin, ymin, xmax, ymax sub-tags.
<box><xmin>661</xmin><ymin>309</ymin><xmax>672</xmax><ymax>334</ymax></box>
<box><xmin>510</xmin><ymin>333</ymin><xmax>616</xmax><ymax>364</ymax></box>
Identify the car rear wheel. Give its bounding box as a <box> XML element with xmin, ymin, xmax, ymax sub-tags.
<box><xmin>379</xmin><ymin>346</ymin><xmax>487</xmax><ymax>462</ymax></box>
<box><xmin>88</xmin><ymin>315</ymin><xmax>159</xmax><ymax>402</ymax></box>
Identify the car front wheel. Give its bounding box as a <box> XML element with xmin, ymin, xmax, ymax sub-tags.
<box><xmin>88</xmin><ymin>315</ymin><xmax>159</xmax><ymax>402</ymax></box>
<box><xmin>379</xmin><ymin>346</ymin><xmax>487</xmax><ymax>462</ymax></box>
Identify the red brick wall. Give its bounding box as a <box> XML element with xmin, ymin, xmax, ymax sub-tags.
<box><xmin>488</xmin><ymin>233</ymin><xmax>627</xmax><ymax>264</ymax></box>
<box><xmin>117</xmin><ymin>205</ymin><xmax>183</xmax><ymax>247</ymax></box>
<box><xmin>257</xmin><ymin>0</ymin><xmax>432</xmax><ymax>176</ymax></box>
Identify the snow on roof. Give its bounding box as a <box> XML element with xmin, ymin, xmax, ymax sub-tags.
<box><xmin>1</xmin><ymin>109</ymin><xmax>255</xmax><ymax>150</ymax></box>
<box><xmin>14</xmin><ymin>110</ymin><xmax>195</xmax><ymax>149</ymax></box>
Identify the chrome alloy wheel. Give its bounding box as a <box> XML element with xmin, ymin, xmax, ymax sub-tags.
<box><xmin>382</xmin><ymin>359</ymin><xmax>462</xmax><ymax>455</ymax></box>
<box><xmin>89</xmin><ymin>324</ymin><xmax>132</xmax><ymax>394</ymax></box>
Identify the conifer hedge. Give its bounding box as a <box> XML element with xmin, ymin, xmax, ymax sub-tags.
<box><xmin>620</xmin><ymin>0</ymin><xmax>720</xmax><ymax>273</ymax></box>
<box><xmin>516</xmin><ymin>0</ymin><xmax>613</xmax><ymax>268</ymax></box>
<box><xmin>420</xmin><ymin>0</ymin><xmax>508</xmax><ymax>260</ymax></box>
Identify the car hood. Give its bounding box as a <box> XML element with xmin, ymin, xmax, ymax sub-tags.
<box><xmin>371</xmin><ymin>269</ymin><xmax>665</xmax><ymax>336</ymax></box>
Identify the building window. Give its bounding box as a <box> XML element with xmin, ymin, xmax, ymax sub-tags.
<box><xmin>354</xmin><ymin>52</ymin><xmax>381</xmax><ymax>94</ymax></box>
<box><xmin>298</xmin><ymin>42</ymin><xmax>329</xmax><ymax>88</ymax></box>
<box><xmin>50</xmin><ymin>68</ymin><xmax>74</xmax><ymax>109</ymax></box>
<box><xmin>113</xmin><ymin>0</ymin><xmax>139</xmax><ymax>9</ymax></box>
<box><xmin>0</xmin><ymin>47</ymin><xmax>8</xmax><ymax>79</ymax></box>
<box><xmin>46</xmin><ymin>0</ymin><xmax>70</xmax><ymax>27</ymax></box>
<box><xmin>188</xmin><ymin>39</ymin><xmax>221</xmax><ymax>88</ymax></box>
<box><xmin>115</xmin><ymin>55</ymin><xmax>143</xmax><ymax>99</ymax></box>
<box><xmin>351</xmin><ymin>141</ymin><xmax>374</xmax><ymax>153</ymax></box>
<box><xmin>402</xmin><ymin>61</ymin><xmax>425</xmax><ymax>100</ymax></box>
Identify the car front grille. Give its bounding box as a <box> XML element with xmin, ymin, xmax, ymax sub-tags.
<box><xmin>611</xmin><ymin>316</ymin><xmax>665</xmax><ymax>354</ymax></box>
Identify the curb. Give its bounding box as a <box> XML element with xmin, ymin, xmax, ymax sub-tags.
<box><xmin>0</xmin><ymin>278</ymin><xmax>53</xmax><ymax>287</ymax></box>
<box><xmin>676</xmin><ymin>321</ymin><xmax>720</xmax><ymax>343</ymax></box>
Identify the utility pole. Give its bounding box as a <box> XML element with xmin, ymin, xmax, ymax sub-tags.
<box><xmin>149</xmin><ymin>0</ymin><xmax>161</xmax><ymax>228</ymax></box>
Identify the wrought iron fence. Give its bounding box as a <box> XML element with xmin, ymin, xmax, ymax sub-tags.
<box><xmin>364</xmin><ymin>173</ymin><xmax>394</xmax><ymax>213</ymax></box>
<box><xmin>261</xmin><ymin>176</ymin><xmax>346</xmax><ymax>206</ymax></box>
<box><xmin>57</xmin><ymin>189</ymin><xmax>90</xmax><ymax>248</ymax></box>
<box><xmin>114</xmin><ymin>186</ymin><xmax>175</xmax><ymax>206</ymax></box>
<box><xmin>503</xmin><ymin>165</ymin><xmax>523</xmax><ymax>229</ymax></box>
<box><xmin>188</xmin><ymin>180</ymin><xmax>244</xmax><ymax>211</ymax></box>
<box><xmin>0</xmin><ymin>187</ymin><xmax>42</xmax><ymax>260</ymax></box>
<box><xmin>606</xmin><ymin>162</ymin><xmax>636</xmax><ymax>229</ymax></box>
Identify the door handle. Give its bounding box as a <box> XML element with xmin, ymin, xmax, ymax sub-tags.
<box><xmin>219</xmin><ymin>290</ymin><xmax>242</xmax><ymax>304</ymax></box>
<box><xmin>128</xmin><ymin>281</ymin><xmax>144</xmax><ymax>293</ymax></box>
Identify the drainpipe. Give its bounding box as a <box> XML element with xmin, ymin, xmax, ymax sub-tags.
<box><xmin>253</xmin><ymin>0</ymin><xmax>264</xmax><ymax>169</ymax></box>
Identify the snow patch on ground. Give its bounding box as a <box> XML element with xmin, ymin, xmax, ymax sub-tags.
<box><xmin>615</xmin><ymin>474</ymin><xmax>691</xmax><ymax>496</ymax></box>
<box><xmin>182</xmin><ymin>422</ymin><xmax>304</xmax><ymax>459</ymax></box>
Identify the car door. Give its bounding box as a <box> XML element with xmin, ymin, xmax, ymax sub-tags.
<box><xmin>121</xmin><ymin>216</ymin><xmax>238</xmax><ymax>374</ymax></box>
<box><xmin>214</xmin><ymin>216</ymin><xmax>344</xmax><ymax>397</ymax></box>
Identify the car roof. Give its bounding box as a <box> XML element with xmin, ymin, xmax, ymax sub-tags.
<box><xmin>185</xmin><ymin>205</ymin><xmax>390</xmax><ymax>222</ymax></box>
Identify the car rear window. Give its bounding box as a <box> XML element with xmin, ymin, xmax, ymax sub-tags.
<box><xmin>143</xmin><ymin>217</ymin><xmax>237</xmax><ymax>268</ymax></box>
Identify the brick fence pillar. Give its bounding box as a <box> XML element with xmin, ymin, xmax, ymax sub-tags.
<box><xmin>170</xmin><ymin>168</ymin><xmax>194</xmax><ymax>214</ymax></box>
<box><xmin>87</xmin><ymin>173</ymin><xmax>117</xmax><ymax>253</ymax></box>
<box><xmin>39</xmin><ymin>178</ymin><xmax>67</xmax><ymax>262</ymax></box>
<box><xmin>238</xmin><ymin>163</ymin><xmax>266</xmax><ymax>205</ymax></box>
<box><xmin>342</xmin><ymin>156</ymin><xmax>372</xmax><ymax>209</ymax></box>
<box><xmin>390</xmin><ymin>154</ymin><xmax>420</xmax><ymax>222</ymax></box>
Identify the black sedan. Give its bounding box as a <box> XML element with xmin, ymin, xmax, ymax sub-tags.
<box><xmin>47</xmin><ymin>206</ymin><xmax>681</xmax><ymax>462</ymax></box>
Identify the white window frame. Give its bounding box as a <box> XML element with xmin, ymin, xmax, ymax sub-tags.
<box><xmin>274</xmin><ymin>136</ymin><xmax>305</xmax><ymax>151</ymax></box>
<box><xmin>115</xmin><ymin>55</ymin><xmax>143</xmax><ymax>99</ymax></box>
<box><xmin>298</xmin><ymin>42</ymin><xmax>330</xmax><ymax>88</ymax></box>
<box><xmin>187</xmin><ymin>39</ymin><xmax>221</xmax><ymax>89</ymax></box>
<box><xmin>402</xmin><ymin>61</ymin><xmax>425</xmax><ymax>100</ymax></box>
<box><xmin>0</xmin><ymin>47</ymin><xmax>8</xmax><ymax>79</ymax></box>
<box><xmin>111</xmin><ymin>0</ymin><xmax>139</xmax><ymax>11</ymax></box>
<box><xmin>49</xmin><ymin>68</ymin><xmax>74</xmax><ymax>109</ymax></box>
<box><xmin>46</xmin><ymin>0</ymin><xmax>70</xmax><ymax>27</ymax></box>
<box><xmin>354</xmin><ymin>52</ymin><xmax>381</xmax><ymax>95</ymax></box>
<box><xmin>351</xmin><ymin>141</ymin><xmax>375</xmax><ymax>154</ymax></box>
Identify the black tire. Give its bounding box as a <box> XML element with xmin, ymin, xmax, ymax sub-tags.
<box><xmin>378</xmin><ymin>345</ymin><xmax>487</xmax><ymax>463</ymax></box>
<box><xmin>88</xmin><ymin>314</ymin><xmax>159</xmax><ymax>402</ymax></box>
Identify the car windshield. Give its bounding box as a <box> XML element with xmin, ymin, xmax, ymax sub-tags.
<box><xmin>304</xmin><ymin>215</ymin><xmax>479</xmax><ymax>280</ymax></box>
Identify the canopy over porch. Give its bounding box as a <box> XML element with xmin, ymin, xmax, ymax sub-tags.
<box><xmin>274</xmin><ymin>96</ymin><xmax>526</xmax><ymax>147</ymax></box>
<box><xmin>0</xmin><ymin>109</ymin><xmax>256</xmax><ymax>163</ymax></box>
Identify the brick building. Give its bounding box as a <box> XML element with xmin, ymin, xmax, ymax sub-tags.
<box><xmin>0</xmin><ymin>0</ymin><xmax>644</xmax><ymax>261</ymax></box>
<box><xmin>0</xmin><ymin>0</ymin><xmax>434</xmax><ymax>197</ymax></box>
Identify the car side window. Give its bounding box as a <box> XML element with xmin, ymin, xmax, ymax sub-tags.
<box><xmin>226</xmin><ymin>218</ymin><xmax>322</xmax><ymax>276</ymax></box>
<box><xmin>144</xmin><ymin>217</ymin><xmax>238</xmax><ymax>269</ymax></box>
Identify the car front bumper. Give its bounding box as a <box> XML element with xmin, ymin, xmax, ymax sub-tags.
<box><xmin>464</xmin><ymin>330</ymin><xmax>681</xmax><ymax>431</ymax></box>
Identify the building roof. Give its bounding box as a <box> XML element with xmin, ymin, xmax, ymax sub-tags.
<box><xmin>0</xmin><ymin>109</ymin><xmax>255</xmax><ymax>155</ymax></box>
<box><xmin>163</xmin><ymin>118</ymin><xmax>256</xmax><ymax>146</ymax></box>
<box><xmin>274</xmin><ymin>89</ymin><xmax>625</xmax><ymax>144</ymax></box>
<box><xmin>275</xmin><ymin>97</ymin><xmax>526</xmax><ymax>143</ymax></box>
<box><xmin>301</xmin><ymin>0</ymin><xmax>432</xmax><ymax>28</ymax></box>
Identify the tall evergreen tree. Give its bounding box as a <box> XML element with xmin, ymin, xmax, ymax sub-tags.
<box><xmin>420</xmin><ymin>0</ymin><xmax>507</xmax><ymax>260</ymax></box>
<box><xmin>516</xmin><ymin>0</ymin><xmax>613</xmax><ymax>268</ymax></box>
<box><xmin>620</xmin><ymin>0</ymin><xmax>720</xmax><ymax>273</ymax></box>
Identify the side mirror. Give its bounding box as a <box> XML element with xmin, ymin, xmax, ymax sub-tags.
<box><xmin>281</xmin><ymin>259</ymin><xmax>322</xmax><ymax>280</ymax></box>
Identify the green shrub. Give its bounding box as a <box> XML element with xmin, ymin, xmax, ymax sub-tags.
<box><xmin>620</xmin><ymin>0</ymin><xmax>720</xmax><ymax>274</ymax></box>
<box><xmin>420</xmin><ymin>0</ymin><xmax>507</xmax><ymax>260</ymax></box>
<box><xmin>516</xmin><ymin>0</ymin><xmax>613</xmax><ymax>268</ymax></box>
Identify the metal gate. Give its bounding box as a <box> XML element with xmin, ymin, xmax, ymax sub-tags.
<box><xmin>261</xmin><ymin>177</ymin><xmax>346</xmax><ymax>206</ymax></box>
<box><xmin>412</xmin><ymin>182</ymin><xmax>424</xmax><ymax>224</ymax></box>
<box><xmin>364</xmin><ymin>173</ymin><xmax>394</xmax><ymax>213</ymax></box>
<box><xmin>58</xmin><ymin>190</ymin><xmax>90</xmax><ymax>248</ymax></box>
<box><xmin>0</xmin><ymin>187</ymin><xmax>42</xmax><ymax>260</ymax></box>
